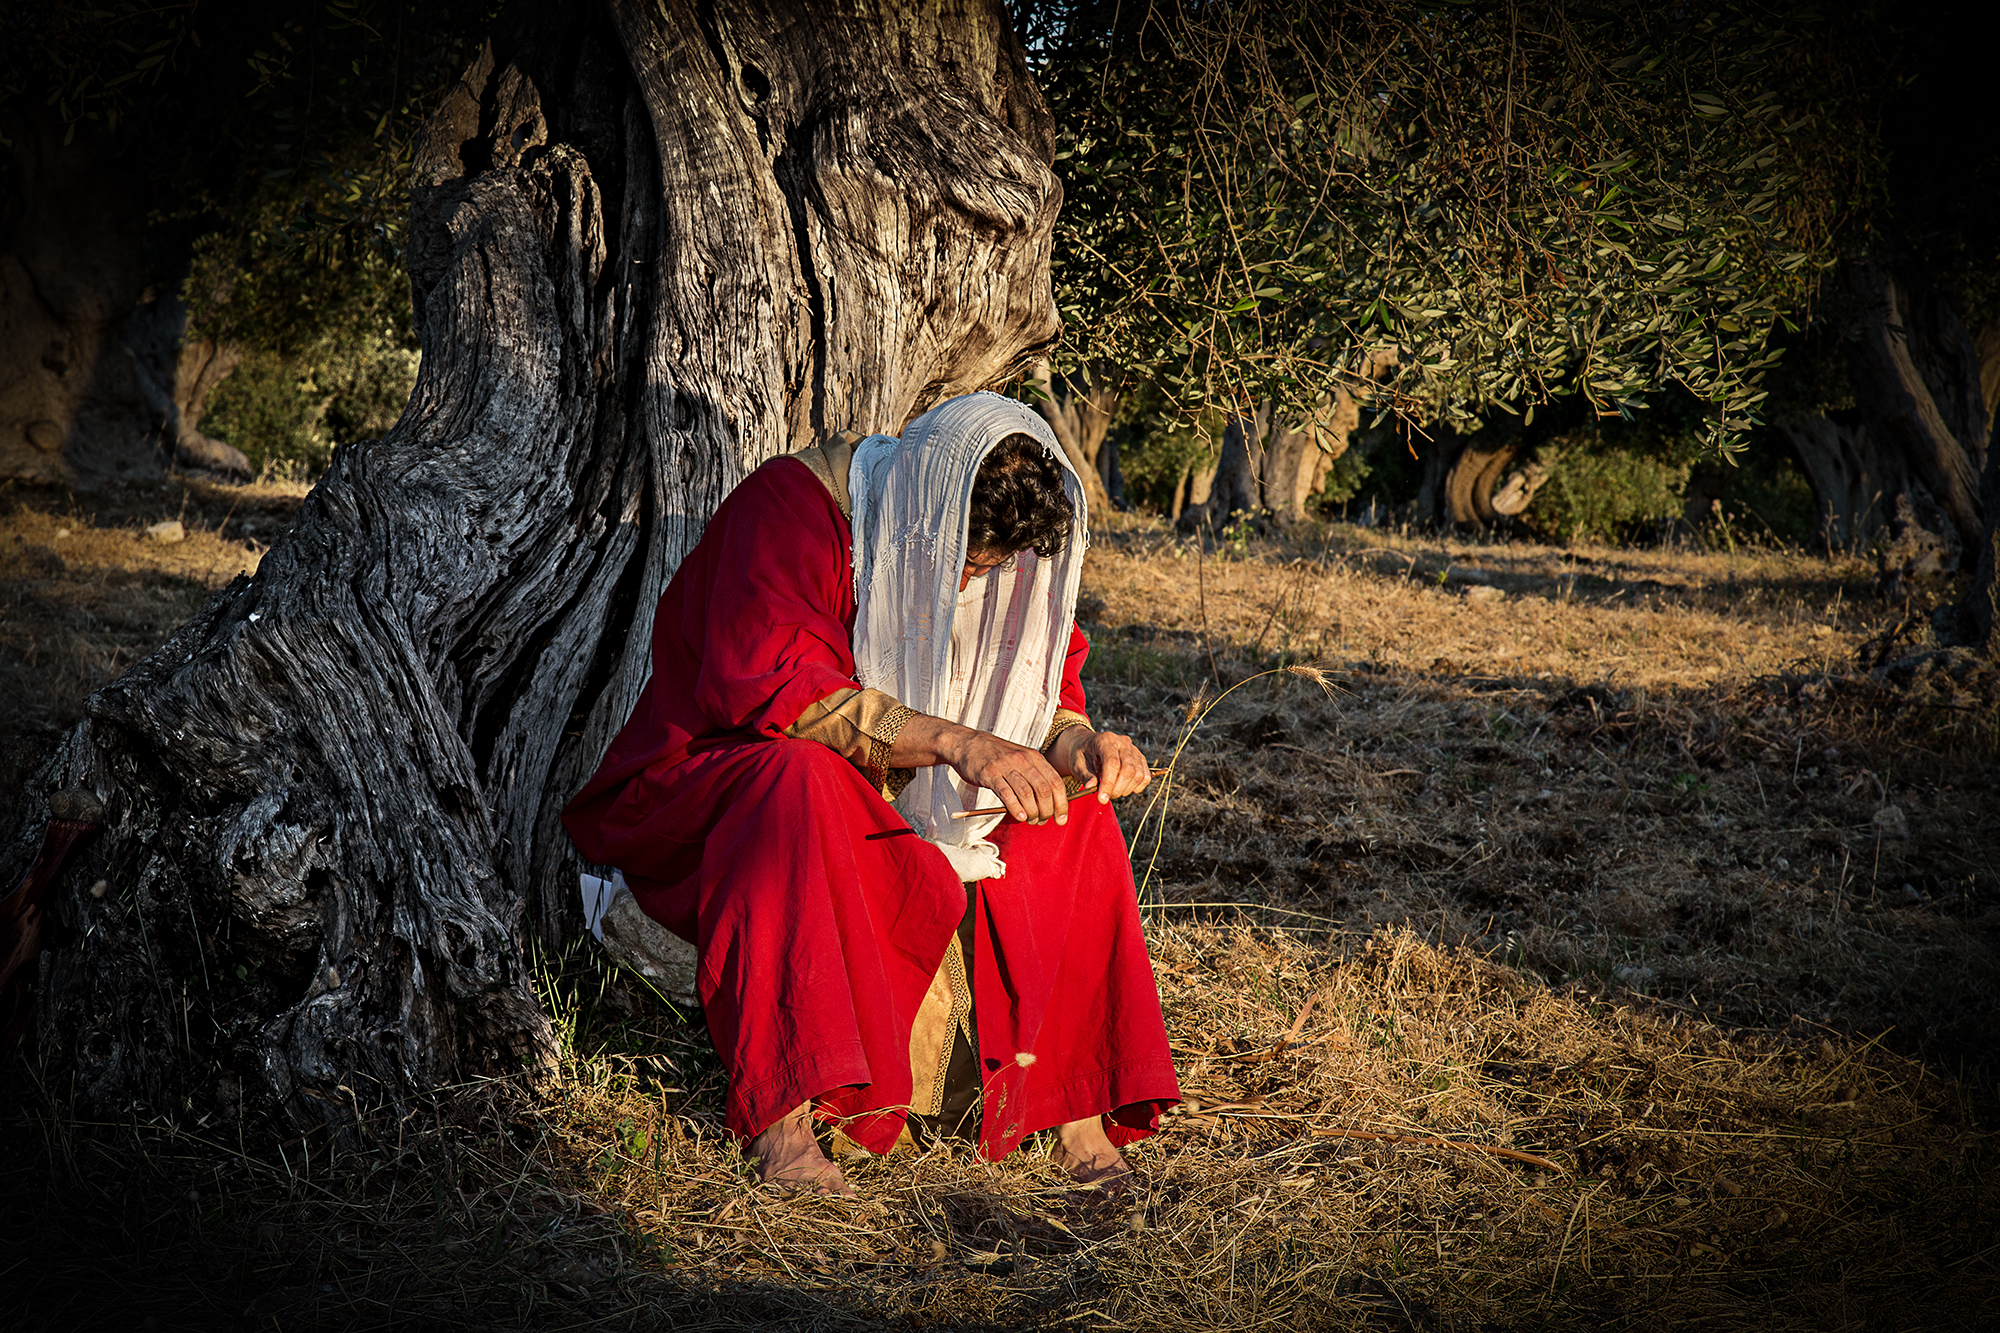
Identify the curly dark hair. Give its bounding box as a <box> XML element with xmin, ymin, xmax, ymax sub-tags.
<box><xmin>967</xmin><ymin>434</ymin><xmax>1075</xmax><ymax>559</ymax></box>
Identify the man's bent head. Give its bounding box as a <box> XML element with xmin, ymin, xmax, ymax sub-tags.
<box><xmin>967</xmin><ymin>434</ymin><xmax>1074</xmax><ymax>562</ymax></box>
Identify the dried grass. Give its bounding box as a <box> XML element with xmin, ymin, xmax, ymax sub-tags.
<box><xmin>535</xmin><ymin>926</ymin><xmax>1997</xmax><ymax>1331</ymax></box>
<box><xmin>6</xmin><ymin>927</ymin><xmax>1991</xmax><ymax>1330</ymax></box>
<box><xmin>3</xmin><ymin>497</ymin><xmax>1995</xmax><ymax>1330</ymax></box>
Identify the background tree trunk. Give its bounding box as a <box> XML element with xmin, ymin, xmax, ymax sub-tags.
<box><xmin>1774</xmin><ymin>262</ymin><xmax>1995</xmax><ymax>645</ymax></box>
<box><xmin>0</xmin><ymin>114</ymin><xmax>169</xmax><ymax>485</ymax></box>
<box><xmin>1413</xmin><ymin>415</ymin><xmax>1541</xmax><ymax>529</ymax></box>
<box><xmin>1176</xmin><ymin>389</ymin><xmax>1363</xmax><ymax>531</ymax></box>
<box><xmin>1027</xmin><ymin>360</ymin><xmax>1118</xmax><ymax>514</ymax></box>
<box><xmin>1843</xmin><ymin>261</ymin><xmax>1986</xmax><ymax>552</ymax></box>
<box><xmin>7</xmin><ymin>0</ymin><xmax>1059</xmax><ymax>1130</ymax></box>
<box><xmin>123</xmin><ymin>291</ymin><xmax>251</xmax><ymax>476</ymax></box>
<box><xmin>1769</xmin><ymin>411</ymin><xmax>1898</xmax><ymax>550</ymax></box>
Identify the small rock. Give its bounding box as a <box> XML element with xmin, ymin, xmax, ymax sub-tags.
<box><xmin>1871</xmin><ymin>804</ymin><xmax>1909</xmax><ymax>839</ymax></box>
<box><xmin>1613</xmin><ymin>964</ymin><xmax>1656</xmax><ymax>989</ymax></box>
<box><xmin>145</xmin><ymin>519</ymin><xmax>186</xmax><ymax>543</ymax></box>
<box><xmin>1463</xmin><ymin>584</ymin><xmax>1505</xmax><ymax>604</ymax></box>
<box><xmin>54</xmin><ymin>526</ymin><xmax>70</xmax><ymax>539</ymax></box>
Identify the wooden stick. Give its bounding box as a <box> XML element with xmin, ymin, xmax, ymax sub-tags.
<box><xmin>950</xmin><ymin>769</ymin><xmax>1171</xmax><ymax>819</ymax></box>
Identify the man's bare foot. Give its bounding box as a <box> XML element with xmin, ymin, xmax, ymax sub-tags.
<box><xmin>1052</xmin><ymin>1115</ymin><xmax>1133</xmax><ymax>1193</ymax></box>
<box><xmin>747</xmin><ymin>1102</ymin><xmax>853</xmax><ymax>1195</ymax></box>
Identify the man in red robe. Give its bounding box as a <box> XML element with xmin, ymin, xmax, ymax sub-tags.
<box><xmin>563</xmin><ymin>393</ymin><xmax>1179</xmax><ymax>1193</ymax></box>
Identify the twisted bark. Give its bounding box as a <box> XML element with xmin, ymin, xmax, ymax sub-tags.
<box><xmin>7</xmin><ymin>0</ymin><xmax>1059</xmax><ymax>1129</ymax></box>
<box><xmin>1844</xmin><ymin>261</ymin><xmax>1986</xmax><ymax>550</ymax></box>
<box><xmin>1177</xmin><ymin>390</ymin><xmax>1360</xmax><ymax>530</ymax></box>
<box><xmin>1027</xmin><ymin>360</ymin><xmax>1118</xmax><ymax>514</ymax></box>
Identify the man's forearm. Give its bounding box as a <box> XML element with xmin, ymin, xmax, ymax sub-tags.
<box><xmin>883</xmin><ymin>711</ymin><xmax>980</xmax><ymax>771</ymax></box>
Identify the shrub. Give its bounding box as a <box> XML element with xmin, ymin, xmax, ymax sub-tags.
<box><xmin>202</xmin><ymin>351</ymin><xmax>331</xmax><ymax>478</ymax></box>
<box><xmin>1527</xmin><ymin>428</ymin><xmax>1694</xmax><ymax>545</ymax></box>
<box><xmin>1318</xmin><ymin>441</ymin><xmax>1371</xmax><ymax>506</ymax></box>
<box><xmin>203</xmin><ymin>339</ymin><xmax>419</xmax><ymax>480</ymax></box>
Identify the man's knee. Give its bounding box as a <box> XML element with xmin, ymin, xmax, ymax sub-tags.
<box><xmin>749</xmin><ymin>736</ymin><xmax>872</xmax><ymax>791</ymax></box>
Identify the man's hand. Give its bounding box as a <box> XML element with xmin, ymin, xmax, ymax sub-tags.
<box><xmin>1049</xmin><ymin>727</ymin><xmax>1151</xmax><ymax>803</ymax></box>
<box><xmin>889</xmin><ymin>715</ymin><xmax>1071</xmax><ymax>824</ymax></box>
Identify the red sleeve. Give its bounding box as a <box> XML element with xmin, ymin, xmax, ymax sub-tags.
<box><xmin>1058</xmin><ymin>622</ymin><xmax>1090</xmax><ymax>719</ymax></box>
<box><xmin>681</xmin><ymin>459</ymin><xmax>860</xmax><ymax>738</ymax></box>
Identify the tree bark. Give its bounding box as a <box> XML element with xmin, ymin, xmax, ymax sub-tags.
<box><xmin>7</xmin><ymin>0</ymin><xmax>1060</xmax><ymax>1129</ymax></box>
<box><xmin>1770</xmin><ymin>410</ymin><xmax>1898</xmax><ymax>551</ymax></box>
<box><xmin>124</xmin><ymin>291</ymin><xmax>251</xmax><ymax>476</ymax></box>
<box><xmin>1844</xmin><ymin>260</ymin><xmax>1986</xmax><ymax>551</ymax></box>
<box><xmin>1946</xmin><ymin>414</ymin><xmax>2000</xmax><ymax>652</ymax></box>
<box><xmin>0</xmin><ymin>114</ymin><xmax>167</xmax><ymax>485</ymax></box>
<box><xmin>1413</xmin><ymin>415</ymin><xmax>1532</xmax><ymax>530</ymax></box>
<box><xmin>1027</xmin><ymin>360</ymin><xmax>1117</xmax><ymax>514</ymax></box>
<box><xmin>1176</xmin><ymin>389</ymin><xmax>1361</xmax><ymax>531</ymax></box>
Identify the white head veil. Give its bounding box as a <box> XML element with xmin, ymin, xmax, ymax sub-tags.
<box><xmin>848</xmin><ymin>391</ymin><xmax>1090</xmax><ymax>882</ymax></box>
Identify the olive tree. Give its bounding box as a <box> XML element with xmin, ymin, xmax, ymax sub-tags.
<box><xmin>4</xmin><ymin>0</ymin><xmax>1060</xmax><ymax>1127</ymax></box>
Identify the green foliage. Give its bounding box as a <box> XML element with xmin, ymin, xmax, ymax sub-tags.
<box><xmin>5</xmin><ymin>1</ymin><xmax>485</xmax><ymax>477</ymax></box>
<box><xmin>204</xmin><ymin>303</ymin><xmax>418</xmax><ymax>478</ymax></box>
<box><xmin>1319</xmin><ymin>444</ymin><xmax>1371</xmax><ymax>507</ymax></box>
<box><xmin>1112</xmin><ymin>385</ymin><xmax>1222</xmax><ymax>513</ymax></box>
<box><xmin>1527</xmin><ymin>428</ymin><xmax>1695</xmax><ymax>546</ymax></box>
<box><xmin>0</xmin><ymin>1</ymin><xmax>199</xmax><ymax>145</ymax></box>
<box><xmin>203</xmin><ymin>353</ymin><xmax>330</xmax><ymax>478</ymax></box>
<box><xmin>192</xmin><ymin>207</ymin><xmax>419</xmax><ymax>477</ymax></box>
<box><xmin>1033</xmin><ymin>0</ymin><xmax>1889</xmax><ymax>449</ymax></box>
<box><xmin>1691</xmin><ymin>442</ymin><xmax>1824</xmax><ymax>549</ymax></box>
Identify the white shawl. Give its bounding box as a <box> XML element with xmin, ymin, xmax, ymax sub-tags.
<box><xmin>848</xmin><ymin>392</ymin><xmax>1090</xmax><ymax>881</ymax></box>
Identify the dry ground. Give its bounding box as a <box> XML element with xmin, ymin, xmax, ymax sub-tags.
<box><xmin>3</xmin><ymin>483</ymin><xmax>1996</xmax><ymax>1331</ymax></box>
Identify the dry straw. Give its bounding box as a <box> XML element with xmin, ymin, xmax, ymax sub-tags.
<box><xmin>2</xmin><ymin>497</ymin><xmax>1994</xmax><ymax>1329</ymax></box>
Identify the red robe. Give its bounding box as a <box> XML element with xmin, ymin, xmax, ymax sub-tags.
<box><xmin>563</xmin><ymin>457</ymin><xmax>1179</xmax><ymax>1159</ymax></box>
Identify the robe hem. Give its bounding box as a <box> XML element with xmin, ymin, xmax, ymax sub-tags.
<box><xmin>981</xmin><ymin>1055</ymin><xmax>1182</xmax><ymax>1159</ymax></box>
<box><xmin>727</xmin><ymin>1036</ymin><xmax>873</xmax><ymax>1140</ymax></box>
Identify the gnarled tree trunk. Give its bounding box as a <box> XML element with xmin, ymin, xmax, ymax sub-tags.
<box><xmin>7</xmin><ymin>0</ymin><xmax>1059</xmax><ymax>1129</ymax></box>
<box><xmin>1412</xmin><ymin>414</ymin><xmax>1558</xmax><ymax>530</ymax></box>
<box><xmin>0</xmin><ymin>114</ymin><xmax>165</xmax><ymax>485</ymax></box>
<box><xmin>1771</xmin><ymin>263</ymin><xmax>1996</xmax><ymax>646</ymax></box>
<box><xmin>1843</xmin><ymin>261</ymin><xmax>1986</xmax><ymax>551</ymax></box>
<box><xmin>1027</xmin><ymin>360</ymin><xmax>1119</xmax><ymax>514</ymax></box>
<box><xmin>1177</xmin><ymin>388</ymin><xmax>1362</xmax><ymax>531</ymax></box>
<box><xmin>1769</xmin><ymin>410</ymin><xmax>1897</xmax><ymax>551</ymax></box>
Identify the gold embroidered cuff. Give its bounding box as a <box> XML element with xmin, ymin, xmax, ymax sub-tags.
<box><xmin>789</xmin><ymin>688</ymin><xmax>919</xmax><ymax>801</ymax></box>
<box><xmin>1041</xmin><ymin>708</ymin><xmax>1092</xmax><ymax>755</ymax></box>
<box><xmin>866</xmin><ymin>704</ymin><xmax>919</xmax><ymax>797</ymax></box>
